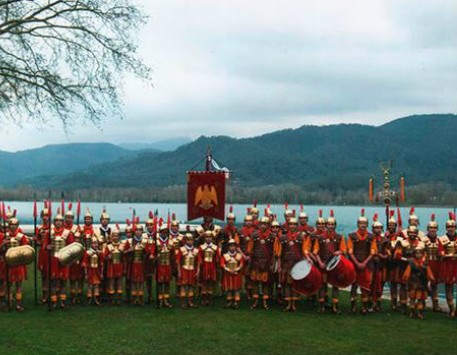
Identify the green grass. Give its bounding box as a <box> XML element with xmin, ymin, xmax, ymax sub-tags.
<box><xmin>1</xmin><ymin>270</ymin><xmax>455</xmax><ymax>355</ymax></box>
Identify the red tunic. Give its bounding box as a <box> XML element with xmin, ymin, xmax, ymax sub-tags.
<box><xmin>199</xmin><ymin>242</ymin><xmax>219</xmax><ymax>282</ymax></box>
<box><xmin>82</xmin><ymin>249</ymin><xmax>104</xmax><ymax>285</ymax></box>
<box><xmin>221</xmin><ymin>251</ymin><xmax>244</xmax><ymax>291</ymax></box>
<box><xmin>128</xmin><ymin>237</ymin><xmax>150</xmax><ymax>283</ymax></box>
<box><xmin>44</xmin><ymin>226</ymin><xmax>73</xmax><ymax>280</ymax></box>
<box><xmin>104</xmin><ymin>242</ymin><xmax>125</xmax><ymax>279</ymax></box>
<box><xmin>1</xmin><ymin>231</ymin><xmax>29</xmax><ymax>282</ymax></box>
<box><xmin>36</xmin><ymin>224</ymin><xmax>50</xmax><ymax>274</ymax></box>
<box><xmin>176</xmin><ymin>246</ymin><xmax>200</xmax><ymax>286</ymax></box>
<box><xmin>153</xmin><ymin>237</ymin><xmax>173</xmax><ymax>283</ymax></box>
<box><xmin>439</xmin><ymin>234</ymin><xmax>457</xmax><ymax>284</ymax></box>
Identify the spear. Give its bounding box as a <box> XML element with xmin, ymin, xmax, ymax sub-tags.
<box><xmin>76</xmin><ymin>195</ymin><xmax>81</xmax><ymax>227</ymax></box>
<box><xmin>33</xmin><ymin>195</ymin><xmax>38</xmax><ymax>306</ymax></box>
<box><xmin>153</xmin><ymin>209</ymin><xmax>159</xmax><ymax>308</ymax></box>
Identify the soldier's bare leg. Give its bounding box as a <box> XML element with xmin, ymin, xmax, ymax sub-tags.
<box><xmin>251</xmin><ymin>281</ymin><xmax>259</xmax><ymax>309</ymax></box>
<box><xmin>390</xmin><ymin>282</ymin><xmax>398</xmax><ymax>310</ymax></box>
<box><xmin>318</xmin><ymin>284</ymin><xmax>327</xmax><ymax>313</ymax></box>
<box><xmin>262</xmin><ymin>282</ymin><xmax>270</xmax><ymax>310</ymax></box>
<box><xmin>350</xmin><ymin>284</ymin><xmax>358</xmax><ymax>313</ymax></box>
<box><xmin>332</xmin><ymin>287</ymin><xmax>340</xmax><ymax>314</ymax></box>
<box><xmin>445</xmin><ymin>284</ymin><xmax>455</xmax><ymax>317</ymax></box>
<box><xmin>15</xmin><ymin>282</ymin><xmax>24</xmax><ymax>311</ymax></box>
<box><xmin>430</xmin><ymin>283</ymin><xmax>441</xmax><ymax>312</ymax></box>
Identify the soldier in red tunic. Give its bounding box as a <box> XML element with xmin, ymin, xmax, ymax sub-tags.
<box><xmin>144</xmin><ymin>214</ymin><xmax>158</xmax><ymax>304</ymax></box>
<box><xmin>270</xmin><ymin>218</ymin><xmax>283</xmax><ymax>305</ymax></box>
<box><xmin>219</xmin><ymin>207</ymin><xmax>239</xmax><ymax>256</ymax></box>
<box><xmin>126</xmin><ymin>224</ymin><xmax>149</xmax><ymax>305</ymax></box>
<box><xmin>313</xmin><ymin>210</ymin><xmax>346</xmax><ymax>314</ymax></box>
<box><xmin>281</xmin><ymin>204</ymin><xmax>294</xmax><ymax>234</ymax></box>
<box><xmin>0</xmin><ymin>218</ymin><xmax>29</xmax><ymax>311</ymax></box>
<box><xmin>176</xmin><ymin>233</ymin><xmax>200</xmax><ymax>308</ymax></box>
<box><xmin>82</xmin><ymin>237</ymin><xmax>104</xmax><ymax>306</ymax></box>
<box><xmin>248</xmin><ymin>215</ymin><xmax>275</xmax><ymax>310</ymax></box>
<box><xmin>347</xmin><ymin>209</ymin><xmax>377</xmax><ymax>314</ymax></box>
<box><xmin>36</xmin><ymin>207</ymin><xmax>51</xmax><ymax>304</ymax></box>
<box><xmin>239</xmin><ymin>212</ymin><xmax>254</xmax><ymax>300</ymax></box>
<box><xmin>298</xmin><ymin>205</ymin><xmax>315</xmax><ymax>234</ymax></box>
<box><xmin>122</xmin><ymin>221</ymin><xmax>133</xmax><ymax>303</ymax></box>
<box><xmin>274</xmin><ymin>217</ymin><xmax>304</xmax><ymax>312</ymax></box>
<box><xmin>424</xmin><ymin>214</ymin><xmax>442</xmax><ymax>312</ymax></box>
<box><xmin>104</xmin><ymin>226</ymin><xmax>125</xmax><ymax>305</ymax></box>
<box><xmin>402</xmin><ymin>243</ymin><xmax>435</xmax><ymax>319</ymax></box>
<box><xmin>221</xmin><ymin>238</ymin><xmax>244</xmax><ymax>308</ymax></box>
<box><xmin>44</xmin><ymin>212</ymin><xmax>73</xmax><ymax>309</ymax></box>
<box><xmin>438</xmin><ymin>213</ymin><xmax>457</xmax><ymax>317</ymax></box>
<box><xmin>385</xmin><ymin>210</ymin><xmax>404</xmax><ymax>311</ymax></box>
<box><xmin>371</xmin><ymin>214</ymin><xmax>389</xmax><ymax>312</ymax></box>
<box><xmin>65</xmin><ymin>208</ymin><xmax>84</xmax><ymax>305</ymax></box>
<box><xmin>154</xmin><ymin>224</ymin><xmax>174</xmax><ymax>308</ymax></box>
<box><xmin>199</xmin><ymin>230</ymin><xmax>219</xmax><ymax>306</ymax></box>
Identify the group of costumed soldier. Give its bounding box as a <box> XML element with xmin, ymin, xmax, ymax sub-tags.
<box><xmin>1</xmin><ymin>201</ymin><xmax>457</xmax><ymax>321</ymax></box>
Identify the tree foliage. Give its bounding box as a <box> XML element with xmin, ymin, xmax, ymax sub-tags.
<box><xmin>0</xmin><ymin>0</ymin><xmax>150</xmax><ymax>126</ymax></box>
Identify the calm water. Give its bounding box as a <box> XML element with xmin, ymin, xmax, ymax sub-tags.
<box><xmin>7</xmin><ymin>201</ymin><xmax>455</xmax><ymax>234</ymax></box>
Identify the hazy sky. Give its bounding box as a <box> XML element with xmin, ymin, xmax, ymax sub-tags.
<box><xmin>1</xmin><ymin>0</ymin><xmax>456</xmax><ymax>151</ymax></box>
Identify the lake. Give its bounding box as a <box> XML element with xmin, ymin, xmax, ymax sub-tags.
<box><xmin>6</xmin><ymin>201</ymin><xmax>455</xmax><ymax>235</ymax></box>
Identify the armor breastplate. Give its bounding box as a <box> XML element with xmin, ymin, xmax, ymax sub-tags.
<box><xmin>203</xmin><ymin>245</ymin><xmax>216</xmax><ymax>262</ymax></box>
<box><xmin>133</xmin><ymin>243</ymin><xmax>144</xmax><ymax>263</ymax></box>
<box><xmin>350</xmin><ymin>234</ymin><xmax>372</xmax><ymax>262</ymax></box>
<box><xmin>426</xmin><ymin>241</ymin><xmax>439</xmax><ymax>260</ymax></box>
<box><xmin>226</xmin><ymin>255</ymin><xmax>238</xmax><ymax>271</ymax></box>
<box><xmin>445</xmin><ymin>241</ymin><xmax>456</xmax><ymax>256</ymax></box>
<box><xmin>90</xmin><ymin>252</ymin><xmax>99</xmax><ymax>268</ymax></box>
<box><xmin>158</xmin><ymin>240</ymin><xmax>171</xmax><ymax>265</ymax></box>
<box><xmin>112</xmin><ymin>244</ymin><xmax>121</xmax><ymax>264</ymax></box>
<box><xmin>183</xmin><ymin>249</ymin><xmax>196</xmax><ymax>270</ymax></box>
<box><xmin>53</xmin><ymin>236</ymin><xmax>65</xmax><ymax>255</ymax></box>
<box><xmin>8</xmin><ymin>236</ymin><xmax>20</xmax><ymax>248</ymax></box>
<box><xmin>318</xmin><ymin>236</ymin><xmax>341</xmax><ymax>263</ymax></box>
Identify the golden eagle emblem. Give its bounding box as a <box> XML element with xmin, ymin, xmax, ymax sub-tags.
<box><xmin>195</xmin><ymin>185</ymin><xmax>218</xmax><ymax>210</ymax></box>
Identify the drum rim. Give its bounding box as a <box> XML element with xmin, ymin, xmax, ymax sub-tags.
<box><xmin>290</xmin><ymin>259</ymin><xmax>312</xmax><ymax>280</ymax></box>
<box><xmin>326</xmin><ymin>254</ymin><xmax>340</xmax><ymax>271</ymax></box>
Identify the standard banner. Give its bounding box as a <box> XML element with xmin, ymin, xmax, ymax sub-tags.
<box><xmin>187</xmin><ymin>171</ymin><xmax>226</xmax><ymax>221</ymax></box>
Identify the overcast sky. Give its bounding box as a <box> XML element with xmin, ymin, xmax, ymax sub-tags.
<box><xmin>1</xmin><ymin>0</ymin><xmax>456</xmax><ymax>151</ymax></box>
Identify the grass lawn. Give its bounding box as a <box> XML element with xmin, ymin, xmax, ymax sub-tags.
<box><xmin>0</xmin><ymin>272</ymin><xmax>455</xmax><ymax>355</ymax></box>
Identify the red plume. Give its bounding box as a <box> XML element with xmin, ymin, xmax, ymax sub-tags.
<box><xmin>397</xmin><ymin>208</ymin><xmax>403</xmax><ymax>230</ymax></box>
<box><xmin>300</xmin><ymin>204</ymin><xmax>304</xmax><ymax>212</ymax></box>
<box><xmin>126</xmin><ymin>219</ymin><xmax>131</xmax><ymax>226</ymax></box>
<box><xmin>361</xmin><ymin>208</ymin><xmax>365</xmax><ymax>217</ymax></box>
<box><xmin>319</xmin><ymin>209</ymin><xmax>323</xmax><ymax>218</ymax></box>
<box><xmin>292</xmin><ymin>209</ymin><xmax>296</xmax><ymax>217</ymax></box>
<box><xmin>431</xmin><ymin>214</ymin><xmax>435</xmax><ymax>222</ymax></box>
<box><xmin>390</xmin><ymin>210</ymin><xmax>395</xmax><ymax>218</ymax></box>
<box><xmin>61</xmin><ymin>199</ymin><xmax>65</xmax><ymax>215</ymax></box>
<box><xmin>253</xmin><ymin>200</ymin><xmax>257</xmax><ymax>208</ymax></box>
<box><xmin>13</xmin><ymin>209</ymin><xmax>17</xmax><ymax>217</ymax></box>
<box><xmin>159</xmin><ymin>217</ymin><xmax>163</xmax><ymax>227</ymax></box>
<box><xmin>0</xmin><ymin>202</ymin><xmax>3</xmax><ymax>220</ymax></box>
<box><xmin>149</xmin><ymin>211</ymin><xmax>153</xmax><ymax>219</ymax></box>
<box><xmin>229</xmin><ymin>206</ymin><xmax>233</xmax><ymax>213</ymax></box>
<box><xmin>33</xmin><ymin>199</ymin><xmax>38</xmax><ymax>219</ymax></box>
<box><xmin>247</xmin><ymin>208</ymin><xmax>251</xmax><ymax>214</ymax></box>
<box><xmin>264</xmin><ymin>208</ymin><xmax>268</xmax><ymax>217</ymax></box>
<box><xmin>285</xmin><ymin>202</ymin><xmax>289</xmax><ymax>210</ymax></box>
<box><xmin>68</xmin><ymin>202</ymin><xmax>73</xmax><ymax>211</ymax></box>
<box><xmin>330</xmin><ymin>209</ymin><xmax>334</xmax><ymax>218</ymax></box>
<box><xmin>172</xmin><ymin>212</ymin><xmax>176</xmax><ymax>221</ymax></box>
<box><xmin>116</xmin><ymin>223</ymin><xmax>120</xmax><ymax>230</ymax></box>
<box><xmin>410</xmin><ymin>207</ymin><xmax>415</xmax><ymax>216</ymax></box>
<box><xmin>373</xmin><ymin>213</ymin><xmax>378</xmax><ymax>222</ymax></box>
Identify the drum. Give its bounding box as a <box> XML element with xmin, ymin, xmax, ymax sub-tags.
<box><xmin>326</xmin><ymin>254</ymin><xmax>356</xmax><ymax>288</ymax></box>
<box><xmin>290</xmin><ymin>260</ymin><xmax>322</xmax><ymax>296</ymax></box>
<box><xmin>57</xmin><ymin>243</ymin><xmax>85</xmax><ymax>267</ymax></box>
<box><xmin>5</xmin><ymin>245</ymin><xmax>35</xmax><ymax>267</ymax></box>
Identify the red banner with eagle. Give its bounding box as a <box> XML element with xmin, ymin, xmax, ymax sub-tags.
<box><xmin>187</xmin><ymin>171</ymin><xmax>226</xmax><ymax>221</ymax></box>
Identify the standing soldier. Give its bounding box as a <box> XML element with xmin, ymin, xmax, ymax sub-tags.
<box><xmin>248</xmin><ymin>214</ymin><xmax>275</xmax><ymax>310</ymax></box>
<box><xmin>127</xmin><ymin>223</ymin><xmax>149</xmax><ymax>305</ymax></box>
<box><xmin>282</xmin><ymin>203</ymin><xmax>294</xmax><ymax>233</ymax></box>
<box><xmin>423</xmin><ymin>214</ymin><xmax>441</xmax><ymax>312</ymax></box>
<box><xmin>274</xmin><ymin>217</ymin><xmax>304</xmax><ymax>312</ymax></box>
<box><xmin>95</xmin><ymin>208</ymin><xmax>112</xmax><ymax>248</ymax></box>
<box><xmin>36</xmin><ymin>206</ymin><xmax>51</xmax><ymax>304</ymax></box>
<box><xmin>176</xmin><ymin>233</ymin><xmax>200</xmax><ymax>308</ymax></box>
<box><xmin>298</xmin><ymin>205</ymin><xmax>315</xmax><ymax>234</ymax></box>
<box><xmin>402</xmin><ymin>243</ymin><xmax>435</xmax><ymax>319</ymax></box>
<box><xmin>313</xmin><ymin>210</ymin><xmax>346</xmax><ymax>314</ymax></box>
<box><xmin>385</xmin><ymin>210</ymin><xmax>404</xmax><ymax>311</ymax></box>
<box><xmin>104</xmin><ymin>226</ymin><xmax>125</xmax><ymax>305</ymax></box>
<box><xmin>65</xmin><ymin>208</ymin><xmax>83</xmax><ymax>305</ymax></box>
<box><xmin>239</xmin><ymin>212</ymin><xmax>255</xmax><ymax>300</ymax></box>
<box><xmin>347</xmin><ymin>209</ymin><xmax>377</xmax><ymax>314</ymax></box>
<box><xmin>155</xmin><ymin>224</ymin><xmax>174</xmax><ymax>308</ymax></box>
<box><xmin>438</xmin><ymin>212</ymin><xmax>457</xmax><ymax>317</ymax></box>
<box><xmin>46</xmin><ymin>212</ymin><xmax>73</xmax><ymax>309</ymax></box>
<box><xmin>82</xmin><ymin>237</ymin><xmax>104</xmax><ymax>306</ymax></box>
<box><xmin>221</xmin><ymin>238</ymin><xmax>244</xmax><ymax>309</ymax></box>
<box><xmin>144</xmin><ymin>214</ymin><xmax>158</xmax><ymax>304</ymax></box>
<box><xmin>199</xmin><ymin>230</ymin><xmax>219</xmax><ymax>306</ymax></box>
<box><xmin>169</xmin><ymin>214</ymin><xmax>183</xmax><ymax>299</ymax></box>
<box><xmin>0</xmin><ymin>218</ymin><xmax>29</xmax><ymax>311</ymax></box>
<box><xmin>249</xmin><ymin>202</ymin><xmax>260</xmax><ymax>227</ymax></box>
<box><xmin>404</xmin><ymin>207</ymin><xmax>426</xmax><ymax>241</ymax></box>
<box><xmin>219</xmin><ymin>207</ymin><xmax>239</xmax><ymax>256</ymax></box>
<box><xmin>371</xmin><ymin>214</ymin><xmax>389</xmax><ymax>312</ymax></box>
<box><xmin>270</xmin><ymin>218</ymin><xmax>283</xmax><ymax>304</ymax></box>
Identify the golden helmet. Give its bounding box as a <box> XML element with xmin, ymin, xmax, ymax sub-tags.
<box><xmin>228</xmin><ymin>238</ymin><xmax>237</xmax><ymax>245</ymax></box>
<box><xmin>226</xmin><ymin>206</ymin><xmax>236</xmax><ymax>220</ymax></box>
<box><xmin>54</xmin><ymin>214</ymin><xmax>64</xmax><ymax>221</ymax></box>
<box><xmin>259</xmin><ymin>216</ymin><xmax>270</xmax><ymax>224</ymax></box>
<box><xmin>427</xmin><ymin>213</ymin><xmax>438</xmax><ymax>229</ymax></box>
<box><xmin>408</xmin><ymin>207</ymin><xmax>419</xmax><ymax>222</ymax></box>
<box><xmin>372</xmin><ymin>213</ymin><xmax>383</xmax><ymax>228</ymax></box>
<box><xmin>185</xmin><ymin>233</ymin><xmax>194</xmax><ymax>241</ymax></box>
<box><xmin>289</xmin><ymin>217</ymin><xmax>298</xmax><ymax>225</ymax></box>
<box><xmin>204</xmin><ymin>230</ymin><xmax>214</xmax><ymax>238</ymax></box>
<box><xmin>8</xmin><ymin>217</ymin><xmax>19</xmax><ymax>225</ymax></box>
<box><xmin>388</xmin><ymin>210</ymin><xmax>397</xmax><ymax>225</ymax></box>
<box><xmin>316</xmin><ymin>209</ymin><xmax>326</xmax><ymax>225</ymax></box>
<box><xmin>326</xmin><ymin>210</ymin><xmax>336</xmax><ymax>225</ymax></box>
<box><xmin>407</xmin><ymin>225</ymin><xmax>418</xmax><ymax>235</ymax></box>
<box><xmin>65</xmin><ymin>210</ymin><xmax>74</xmax><ymax>218</ymax></box>
<box><xmin>299</xmin><ymin>204</ymin><xmax>307</xmax><ymax>218</ymax></box>
<box><xmin>446</xmin><ymin>212</ymin><xmax>456</xmax><ymax>228</ymax></box>
<box><xmin>271</xmin><ymin>220</ymin><xmax>280</xmax><ymax>228</ymax></box>
<box><xmin>41</xmin><ymin>208</ymin><xmax>50</xmax><ymax>217</ymax></box>
<box><xmin>85</xmin><ymin>208</ymin><xmax>93</xmax><ymax>218</ymax></box>
<box><xmin>357</xmin><ymin>208</ymin><xmax>368</xmax><ymax>224</ymax></box>
<box><xmin>171</xmin><ymin>213</ymin><xmax>179</xmax><ymax>227</ymax></box>
<box><xmin>244</xmin><ymin>213</ymin><xmax>253</xmax><ymax>222</ymax></box>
